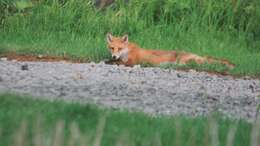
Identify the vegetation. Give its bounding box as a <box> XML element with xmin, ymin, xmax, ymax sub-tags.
<box><xmin>0</xmin><ymin>0</ymin><xmax>260</xmax><ymax>76</ymax></box>
<box><xmin>0</xmin><ymin>94</ymin><xmax>258</xmax><ymax>146</ymax></box>
<box><xmin>0</xmin><ymin>1</ymin><xmax>259</xmax><ymax>145</ymax></box>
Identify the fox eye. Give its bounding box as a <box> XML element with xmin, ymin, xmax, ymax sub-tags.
<box><xmin>110</xmin><ymin>47</ymin><xmax>114</xmax><ymax>50</ymax></box>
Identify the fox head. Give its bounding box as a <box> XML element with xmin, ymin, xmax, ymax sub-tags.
<box><xmin>106</xmin><ymin>33</ymin><xmax>129</xmax><ymax>62</ymax></box>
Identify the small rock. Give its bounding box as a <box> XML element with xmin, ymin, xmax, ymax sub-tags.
<box><xmin>60</xmin><ymin>61</ymin><xmax>67</xmax><ymax>64</ymax></box>
<box><xmin>244</xmin><ymin>76</ymin><xmax>251</xmax><ymax>80</ymax></box>
<box><xmin>119</xmin><ymin>64</ymin><xmax>125</xmax><ymax>68</ymax></box>
<box><xmin>0</xmin><ymin>57</ymin><xmax>7</xmax><ymax>61</ymax></box>
<box><xmin>99</xmin><ymin>61</ymin><xmax>105</xmax><ymax>65</ymax></box>
<box><xmin>249</xmin><ymin>84</ymin><xmax>254</xmax><ymax>92</ymax></box>
<box><xmin>73</xmin><ymin>73</ymin><xmax>83</xmax><ymax>80</ymax></box>
<box><xmin>37</xmin><ymin>54</ymin><xmax>43</xmax><ymax>58</ymax></box>
<box><xmin>189</xmin><ymin>69</ymin><xmax>196</xmax><ymax>73</ymax></box>
<box><xmin>90</xmin><ymin>62</ymin><xmax>95</xmax><ymax>67</ymax></box>
<box><xmin>207</xmin><ymin>96</ymin><xmax>218</xmax><ymax>101</ymax></box>
<box><xmin>21</xmin><ymin>64</ymin><xmax>29</xmax><ymax>71</ymax></box>
<box><xmin>133</xmin><ymin>65</ymin><xmax>141</xmax><ymax>68</ymax></box>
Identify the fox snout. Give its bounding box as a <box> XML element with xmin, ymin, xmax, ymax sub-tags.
<box><xmin>112</xmin><ymin>54</ymin><xmax>120</xmax><ymax>60</ymax></box>
<box><xmin>110</xmin><ymin>50</ymin><xmax>129</xmax><ymax>62</ymax></box>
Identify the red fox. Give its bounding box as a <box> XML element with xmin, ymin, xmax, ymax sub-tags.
<box><xmin>106</xmin><ymin>33</ymin><xmax>235</xmax><ymax>68</ymax></box>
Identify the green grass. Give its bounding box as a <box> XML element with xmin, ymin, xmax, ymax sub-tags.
<box><xmin>0</xmin><ymin>0</ymin><xmax>260</xmax><ymax>76</ymax></box>
<box><xmin>0</xmin><ymin>93</ymin><xmax>256</xmax><ymax>146</ymax></box>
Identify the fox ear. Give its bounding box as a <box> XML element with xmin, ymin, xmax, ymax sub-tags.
<box><xmin>122</xmin><ymin>34</ymin><xmax>128</xmax><ymax>43</ymax></box>
<box><xmin>107</xmin><ymin>33</ymin><xmax>113</xmax><ymax>43</ymax></box>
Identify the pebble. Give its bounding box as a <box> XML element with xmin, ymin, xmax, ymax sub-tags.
<box><xmin>21</xmin><ymin>64</ymin><xmax>29</xmax><ymax>71</ymax></box>
<box><xmin>0</xmin><ymin>57</ymin><xmax>7</xmax><ymax>61</ymax></box>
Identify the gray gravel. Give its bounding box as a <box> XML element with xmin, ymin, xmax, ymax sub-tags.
<box><xmin>0</xmin><ymin>60</ymin><xmax>260</xmax><ymax>122</ymax></box>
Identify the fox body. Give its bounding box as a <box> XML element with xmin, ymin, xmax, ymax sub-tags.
<box><xmin>106</xmin><ymin>33</ymin><xmax>234</xmax><ymax>68</ymax></box>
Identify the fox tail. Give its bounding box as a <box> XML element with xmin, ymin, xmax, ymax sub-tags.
<box><xmin>205</xmin><ymin>56</ymin><xmax>235</xmax><ymax>69</ymax></box>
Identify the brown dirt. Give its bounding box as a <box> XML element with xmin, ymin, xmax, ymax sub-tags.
<box><xmin>0</xmin><ymin>52</ymin><xmax>259</xmax><ymax>79</ymax></box>
<box><xmin>0</xmin><ymin>52</ymin><xmax>87</xmax><ymax>63</ymax></box>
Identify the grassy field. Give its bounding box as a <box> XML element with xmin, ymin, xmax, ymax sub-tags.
<box><xmin>0</xmin><ymin>94</ymin><xmax>257</xmax><ymax>146</ymax></box>
<box><xmin>0</xmin><ymin>0</ymin><xmax>260</xmax><ymax>76</ymax></box>
<box><xmin>0</xmin><ymin>1</ymin><xmax>259</xmax><ymax>145</ymax></box>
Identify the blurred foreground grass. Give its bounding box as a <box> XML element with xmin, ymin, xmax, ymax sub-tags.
<box><xmin>0</xmin><ymin>94</ymin><xmax>259</xmax><ymax>146</ymax></box>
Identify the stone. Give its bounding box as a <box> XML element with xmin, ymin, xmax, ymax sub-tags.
<box><xmin>21</xmin><ymin>64</ymin><xmax>29</xmax><ymax>71</ymax></box>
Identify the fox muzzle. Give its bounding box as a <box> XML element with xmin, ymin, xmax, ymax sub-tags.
<box><xmin>112</xmin><ymin>54</ymin><xmax>120</xmax><ymax>60</ymax></box>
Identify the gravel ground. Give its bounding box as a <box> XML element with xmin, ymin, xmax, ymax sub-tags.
<box><xmin>0</xmin><ymin>60</ymin><xmax>260</xmax><ymax>122</ymax></box>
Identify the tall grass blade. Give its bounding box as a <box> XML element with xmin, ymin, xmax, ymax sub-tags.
<box><xmin>153</xmin><ymin>133</ymin><xmax>162</xmax><ymax>146</ymax></box>
<box><xmin>203</xmin><ymin>121</ymin><xmax>210</xmax><ymax>146</ymax></box>
<box><xmin>226</xmin><ymin>122</ymin><xmax>238</xmax><ymax>146</ymax></box>
<box><xmin>52</xmin><ymin>120</ymin><xmax>65</xmax><ymax>146</ymax></box>
<box><xmin>13</xmin><ymin>120</ymin><xmax>27</xmax><ymax>146</ymax></box>
<box><xmin>68</xmin><ymin>122</ymin><xmax>82</xmax><ymax>146</ymax></box>
<box><xmin>187</xmin><ymin>127</ymin><xmax>196</xmax><ymax>146</ymax></box>
<box><xmin>209</xmin><ymin>118</ymin><xmax>219</xmax><ymax>146</ymax></box>
<box><xmin>250</xmin><ymin>120</ymin><xmax>260</xmax><ymax>146</ymax></box>
<box><xmin>0</xmin><ymin>128</ymin><xmax>2</xmax><ymax>141</ymax></box>
<box><xmin>116</xmin><ymin>131</ymin><xmax>131</xmax><ymax>146</ymax></box>
<box><xmin>33</xmin><ymin>116</ymin><xmax>43</xmax><ymax>146</ymax></box>
<box><xmin>174</xmin><ymin>119</ymin><xmax>181</xmax><ymax>146</ymax></box>
<box><xmin>93</xmin><ymin>114</ymin><xmax>107</xmax><ymax>146</ymax></box>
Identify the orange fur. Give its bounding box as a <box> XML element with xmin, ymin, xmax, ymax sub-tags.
<box><xmin>106</xmin><ymin>33</ymin><xmax>235</xmax><ymax>68</ymax></box>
